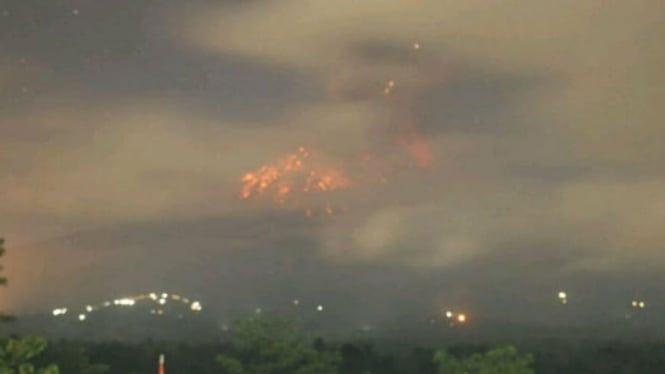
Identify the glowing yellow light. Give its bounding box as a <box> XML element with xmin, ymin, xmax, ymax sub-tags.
<box><xmin>632</xmin><ymin>300</ymin><xmax>638</xmax><ymax>307</ymax></box>
<box><xmin>190</xmin><ymin>301</ymin><xmax>202</xmax><ymax>312</ymax></box>
<box><xmin>445</xmin><ymin>310</ymin><xmax>453</xmax><ymax>318</ymax></box>
<box><xmin>387</xmin><ymin>80</ymin><xmax>395</xmax><ymax>88</ymax></box>
<box><xmin>114</xmin><ymin>298</ymin><xmax>135</xmax><ymax>306</ymax></box>
<box><xmin>161</xmin><ymin>293</ymin><xmax>168</xmax><ymax>299</ymax></box>
<box><xmin>639</xmin><ymin>301</ymin><xmax>645</xmax><ymax>309</ymax></box>
<box><xmin>159</xmin><ymin>298</ymin><xmax>166</xmax><ymax>305</ymax></box>
<box><xmin>413</xmin><ymin>42</ymin><xmax>421</xmax><ymax>50</ymax></box>
<box><xmin>457</xmin><ymin>314</ymin><xmax>467</xmax><ymax>323</ymax></box>
<box><xmin>52</xmin><ymin>308</ymin><xmax>67</xmax><ymax>317</ymax></box>
<box><xmin>558</xmin><ymin>291</ymin><xmax>567</xmax><ymax>299</ymax></box>
<box><xmin>293</xmin><ymin>299</ymin><xmax>300</xmax><ymax>305</ymax></box>
<box><xmin>78</xmin><ymin>314</ymin><xmax>86</xmax><ymax>321</ymax></box>
<box><xmin>86</xmin><ymin>305</ymin><xmax>93</xmax><ymax>312</ymax></box>
<box><xmin>149</xmin><ymin>293</ymin><xmax>158</xmax><ymax>300</ymax></box>
<box><xmin>317</xmin><ymin>305</ymin><xmax>324</xmax><ymax>312</ymax></box>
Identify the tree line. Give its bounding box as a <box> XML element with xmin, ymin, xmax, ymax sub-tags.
<box><xmin>3</xmin><ymin>238</ymin><xmax>665</xmax><ymax>373</ymax></box>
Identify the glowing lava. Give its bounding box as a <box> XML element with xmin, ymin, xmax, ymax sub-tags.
<box><xmin>397</xmin><ymin>124</ymin><xmax>432</xmax><ymax>168</ymax></box>
<box><xmin>239</xmin><ymin>147</ymin><xmax>352</xmax><ymax>216</ymax></box>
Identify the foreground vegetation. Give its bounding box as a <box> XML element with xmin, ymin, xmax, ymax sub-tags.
<box><xmin>2</xmin><ymin>238</ymin><xmax>664</xmax><ymax>373</ymax></box>
<box><xmin>13</xmin><ymin>330</ymin><xmax>665</xmax><ymax>373</ymax></box>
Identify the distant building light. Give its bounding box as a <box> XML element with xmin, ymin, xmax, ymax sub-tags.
<box><xmin>52</xmin><ymin>308</ymin><xmax>68</xmax><ymax>317</ymax></box>
<box><xmin>558</xmin><ymin>291</ymin><xmax>568</xmax><ymax>304</ymax></box>
<box><xmin>190</xmin><ymin>301</ymin><xmax>202</xmax><ymax>312</ymax></box>
<box><xmin>115</xmin><ymin>298</ymin><xmax>135</xmax><ymax>306</ymax></box>
<box><xmin>445</xmin><ymin>310</ymin><xmax>453</xmax><ymax>318</ymax></box>
<box><xmin>317</xmin><ymin>305</ymin><xmax>324</xmax><ymax>312</ymax></box>
<box><xmin>78</xmin><ymin>314</ymin><xmax>86</xmax><ymax>321</ymax></box>
<box><xmin>159</xmin><ymin>298</ymin><xmax>166</xmax><ymax>305</ymax></box>
<box><xmin>639</xmin><ymin>301</ymin><xmax>646</xmax><ymax>309</ymax></box>
<box><xmin>457</xmin><ymin>314</ymin><xmax>467</xmax><ymax>323</ymax></box>
<box><xmin>85</xmin><ymin>305</ymin><xmax>93</xmax><ymax>312</ymax></box>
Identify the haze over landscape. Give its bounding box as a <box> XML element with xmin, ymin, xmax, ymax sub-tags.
<box><xmin>1</xmin><ymin>0</ymin><xmax>664</xmax><ymax>340</ymax></box>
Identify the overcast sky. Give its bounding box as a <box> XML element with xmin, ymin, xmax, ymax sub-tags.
<box><xmin>1</xmin><ymin>0</ymin><xmax>664</xmax><ymax>327</ymax></box>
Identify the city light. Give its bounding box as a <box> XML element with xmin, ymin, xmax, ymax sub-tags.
<box><xmin>441</xmin><ymin>309</ymin><xmax>468</xmax><ymax>326</ymax></box>
<box><xmin>114</xmin><ymin>298</ymin><xmax>136</xmax><ymax>306</ymax></box>
<box><xmin>78</xmin><ymin>313</ymin><xmax>86</xmax><ymax>321</ymax></box>
<box><xmin>50</xmin><ymin>291</ymin><xmax>205</xmax><ymax>320</ymax></box>
<box><xmin>317</xmin><ymin>305</ymin><xmax>324</xmax><ymax>312</ymax></box>
<box><xmin>52</xmin><ymin>308</ymin><xmax>67</xmax><ymax>317</ymax></box>
<box><xmin>558</xmin><ymin>291</ymin><xmax>568</xmax><ymax>304</ymax></box>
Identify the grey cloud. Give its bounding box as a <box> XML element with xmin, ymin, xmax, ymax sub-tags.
<box><xmin>0</xmin><ymin>0</ymin><xmax>317</xmax><ymax>123</ymax></box>
<box><xmin>419</xmin><ymin>69</ymin><xmax>552</xmax><ymax>135</ymax></box>
<box><xmin>2</xmin><ymin>0</ymin><xmax>664</xmax><ymax>327</ymax></box>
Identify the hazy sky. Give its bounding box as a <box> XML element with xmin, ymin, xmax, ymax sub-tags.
<box><xmin>1</xmin><ymin>0</ymin><xmax>664</xmax><ymax>326</ymax></box>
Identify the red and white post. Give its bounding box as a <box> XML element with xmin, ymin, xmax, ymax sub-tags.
<box><xmin>158</xmin><ymin>354</ymin><xmax>165</xmax><ymax>374</ymax></box>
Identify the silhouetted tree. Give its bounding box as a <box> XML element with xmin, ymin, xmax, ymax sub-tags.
<box><xmin>0</xmin><ymin>239</ymin><xmax>13</xmax><ymax>322</ymax></box>
<box><xmin>216</xmin><ymin>316</ymin><xmax>340</xmax><ymax>374</ymax></box>
<box><xmin>0</xmin><ymin>239</ymin><xmax>60</xmax><ymax>373</ymax></box>
<box><xmin>434</xmin><ymin>345</ymin><xmax>534</xmax><ymax>374</ymax></box>
<box><xmin>0</xmin><ymin>336</ymin><xmax>59</xmax><ymax>374</ymax></box>
<box><xmin>37</xmin><ymin>344</ymin><xmax>109</xmax><ymax>374</ymax></box>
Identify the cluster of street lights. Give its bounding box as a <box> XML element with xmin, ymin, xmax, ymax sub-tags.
<box><xmin>52</xmin><ymin>291</ymin><xmax>203</xmax><ymax>322</ymax></box>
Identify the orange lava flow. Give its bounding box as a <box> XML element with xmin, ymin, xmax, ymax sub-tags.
<box><xmin>239</xmin><ymin>146</ymin><xmax>352</xmax><ymax>205</ymax></box>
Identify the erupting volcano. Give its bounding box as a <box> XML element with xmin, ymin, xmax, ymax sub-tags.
<box><xmin>239</xmin><ymin>146</ymin><xmax>352</xmax><ymax>217</ymax></box>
